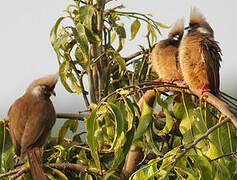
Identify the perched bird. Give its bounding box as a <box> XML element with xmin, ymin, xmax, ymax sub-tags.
<box><xmin>179</xmin><ymin>8</ymin><xmax>222</xmax><ymax>96</ymax></box>
<box><xmin>8</xmin><ymin>74</ymin><xmax>58</xmax><ymax>180</ymax></box>
<box><xmin>151</xmin><ymin>19</ymin><xmax>184</xmax><ymax>83</ymax></box>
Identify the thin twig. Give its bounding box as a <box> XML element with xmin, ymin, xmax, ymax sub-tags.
<box><xmin>56</xmin><ymin>113</ymin><xmax>87</xmax><ymax>121</ymax></box>
<box><xmin>172</xmin><ymin>118</ymin><xmax>230</xmax><ymax>167</ymax></box>
<box><xmin>210</xmin><ymin>151</ymin><xmax>237</xmax><ymax>162</ymax></box>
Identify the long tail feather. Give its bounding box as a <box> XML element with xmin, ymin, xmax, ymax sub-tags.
<box><xmin>27</xmin><ymin>147</ymin><xmax>47</xmax><ymax>180</ymax></box>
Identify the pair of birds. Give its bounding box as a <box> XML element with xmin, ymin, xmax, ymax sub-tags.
<box><xmin>151</xmin><ymin>8</ymin><xmax>222</xmax><ymax>96</ymax></box>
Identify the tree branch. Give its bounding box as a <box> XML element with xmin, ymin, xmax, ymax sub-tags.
<box><xmin>1</xmin><ymin>163</ymin><xmax>91</xmax><ymax>180</ymax></box>
<box><xmin>56</xmin><ymin>113</ymin><xmax>87</xmax><ymax>121</ymax></box>
<box><xmin>210</xmin><ymin>151</ymin><xmax>237</xmax><ymax>162</ymax></box>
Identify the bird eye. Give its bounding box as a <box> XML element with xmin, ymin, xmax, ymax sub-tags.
<box><xmin>172</xmin><ymin>34</ymin><xmax>180</xmax><ymax>41</ymax></box>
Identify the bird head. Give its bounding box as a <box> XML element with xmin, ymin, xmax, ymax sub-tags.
<box><xmin>26</xmin><ymin>73</ymin><xmax>58</xmax><ymax>99</ymax></box>
<box><xmin>186</xmin><ymin>8</ymin><xmax>214</xmax><ymax>37</ymax></box>
<box><xmin>168</xmin><ymin>19</ymin><xmax>184</xmax><ymax>42</ymax></box>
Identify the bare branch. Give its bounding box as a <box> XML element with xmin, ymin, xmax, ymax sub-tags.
<box><xmin>56</xmin><ymin>113</ymin><xmax>87</xmax><ymax>121</ymax></box>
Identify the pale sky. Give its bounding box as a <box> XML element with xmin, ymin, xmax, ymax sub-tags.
<box><xmin>1</xmin><ymin>0</ymin><xmax>236</xmax><ymax>120</ymax></box>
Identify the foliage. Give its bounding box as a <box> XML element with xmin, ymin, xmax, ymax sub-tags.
<box><xmin>0</xmin><ymin>0</ymin><xmax>236</xmax><ymax>180</ymax></box>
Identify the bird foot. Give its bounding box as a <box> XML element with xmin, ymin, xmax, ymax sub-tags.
<box><xmin>180</xmin><ymin>80</ymin><xmax>187</xmax><ymax>87</ymax></box>
<box><xmin>169</xmin><ymin>78</ymin><xmax>179</xmax><ymax>84</ymax></box>
<box><xmin>199</xmin><ymin>84</ymin><xmax>211</xmax><ymax>97</ymax></box>
<box><xmin>153</xmin><ymin>78</ymin><xmax>162</xmax><ymax>82</ymax></box>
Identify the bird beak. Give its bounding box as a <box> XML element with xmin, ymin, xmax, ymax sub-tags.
<box><xmin>50</xmin><ymin>90</ymin><xmax>56</xmax><ymax>96</ymax></box>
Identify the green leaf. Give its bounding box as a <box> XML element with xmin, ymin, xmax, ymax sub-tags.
<box><xmin>110</xmin><ymin>32</ymin><xmax>116</xmax><ymax>44</ymax></box>
<box><xmin>147</xmin><ymin>23</ymin><xmax>157</xmax><ymax>44</ymax></box>
<box><xmin>50</xmin><ymin>17</ymin><xmax>65</xmax><ymax>48</ymax></box>
<box><xmin>156</xmin><ymin>95</ymin><xmax>173</xmax><ymax>136</ymax></box>
<box><xmin>59</xmin><ymin>61</ymin><xmax>74</xmax><ymax>93</ymax></box>
<box><xmin>130</xmin><ymin>19</ymin><xmax>141</xmax><ymax>40</ymax></box>
<box><xmin>0</xmin><ymin>120</ymin><xmax>14</xmax><ymax>173</ymax></box>
<box><xmin>71</xmin><ymin>23</ymin><xmax>89</xmax><ymax>60</ymax></box>
<box><xmin>68</xmin><ymin>72</ymin><xmax>82</xmax><ymax>94</ymax></box>
<box><xmin>155</xmin><ymin>21</ymin><xmax>170</xmax><ymax>29</ymax></box>
<box><xmin>46</xmin><ymin>167</ymin><xmax>68</xmax><ymax>180</ymax></box>
<box><xmin>57</xmin><ymin>119</ymin><xmax>79</xmax><ymax>143</ymax></box>
<box><xmin>106</xmin><ymin>103</ymin><xmax>125</xmax><ymax>150</ymax></box>
<box><xmin>86</xmin><ymin>108</ymin><xmax>100</xmax><ymax>169</ymax></box>
<box><xmin>192</xmin><ymin>154</ymin><xmax>213</xmax><ymax>180</ymax></box>
<box><xmin>113</xmin><ymin>53</ymin><xmax>126</xmax><ymax>74</ymax></box>
<box><xmin>109</xmin><ymin>127</ymin><xmax>135</xmax><ymax>172</ymax></box>
<box><xmin>85</xmin><ymin>27</ymin><xmax>101</xmax><ymax>45</ymax></box>
<box><xmin>134</xmin><ymin>101</ymin><xmax>153</xmax><ymax>141</ymax></box>
<box><xmin>79</xmin><ymin>5</ymin><xmax>95</xmax><ymax>30</ymax></box>
<box><xmin>116</xmin><ymin>24</ymin><xmax>126</xmax><ymax>52</ymax></box>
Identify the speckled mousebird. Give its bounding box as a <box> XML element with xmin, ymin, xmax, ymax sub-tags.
<box><xmin>179</xmin><ymin>8</ymin><xmax>222</xmax><ymax>96</ymax></box>
<box><xmin>8</xmin><ymin>74</ymin><xmax>58</xmax><ymax>180</ymax></box>
<box><xmin>151</xmin><ymin>19</ymin><xmax>184</xmax><ymax>83</ymax></box>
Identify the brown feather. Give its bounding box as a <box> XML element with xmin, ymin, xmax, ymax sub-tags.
<box><xmin>179</xmin><ymin>9</ymin><xmax>221</xmax><ymax>95</ymax></box>
<box><xmin>151</xmin><ymin>19</ymin><xmax>184</xmax><ymax>81</ymax></box>
<box><xmin>8</xmin><ymin>74</ymin><xmax>58</xmax><ymax>179</ymax></box>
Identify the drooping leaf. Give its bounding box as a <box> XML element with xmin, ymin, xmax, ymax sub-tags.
<box><xmin>59</xmin><ymin>60</ymin><xmax>74</xmax><ymax>93</ymax></box>
<box><xmin>57</xmin><ymin>119</ymin><xmax>78</xmax><ymax>143</ymax></box>
<box><xmin>191</xmin><ymin>154</ymin><xmax>213</xmax><ymax>180</ymax></box>
<box><xmin>130</xmin><ymin>19</ymin><xmax>141</xmax><ymax>40</ymax></box>
<box><xmin>134</xmin><ymin>101</ymin><xmax>153</xmax><ymax>141</ymax></box>
<box><xmin>71</xmin><ymin>23</ymin><xmax>89</xmax><ymax>60</ymax></box>
<box><xmin>106</xmin><ymin>103</ymin><xmax>125</xmax><ymax>150</ymax></box>
<box><xmin>86</xmin><ymin>108</ymin><xmax>100</xmax><ymax>169</ymax></box>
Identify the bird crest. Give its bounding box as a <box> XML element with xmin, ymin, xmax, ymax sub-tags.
<box><xmin>26</xmin><ymin>73</ymin><xmax>58</xmax><ymax>94</ymax></box>
<box><xmin>168</xmin><ymin>19</ymin><xmax>184</xmax><ymax>39</ymax></box>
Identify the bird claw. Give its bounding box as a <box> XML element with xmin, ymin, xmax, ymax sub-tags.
<box><xmin>199</xmin><ymin>84</ymin><xmax>211</xmax><ymax>97</ymax></box>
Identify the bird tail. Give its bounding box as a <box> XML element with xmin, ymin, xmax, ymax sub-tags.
<box><xmin>218</xmin><ymin>91</ymin><xmax>237</xmax><ymax>114</ymax></box>
<box><xmin>27</xmin><ymin>147</ymin><xmax>47</xmax><ymax>180</ymax></box>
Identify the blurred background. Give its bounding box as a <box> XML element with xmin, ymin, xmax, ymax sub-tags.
<box><xmin>1</xmin><ymin>0</ymin><xmax>236</xmax><ymax>136</ymax></box>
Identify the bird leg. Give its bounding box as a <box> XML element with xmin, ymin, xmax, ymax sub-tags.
<box><xmin>153</xmin><ymin>78</ymin><xmax>163</xmax><ymax>82</ymax></box>
<box><xmin>169</xmin><ymin>78</ymin><xmax>179</xmax><ymax>83</ymax></box>
<box><xmin>199</xmin><ymin>84</ymin><xmax>211</xmax><ymax>97</ymax></box>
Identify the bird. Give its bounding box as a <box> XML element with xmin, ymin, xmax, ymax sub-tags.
<box><xmin>151</xmin><ymin>19</ymin><xmax>184</xmax><ymax>83</ymax></box>
<box><xmin>179</xmin><ymin>8</ymin><xmax>222</xmax><ymax>96</ymax></box>
<box><xmin>8</xmin><ymin>73</ymin><xmax>58</xmax><ymax>180</ymax></box>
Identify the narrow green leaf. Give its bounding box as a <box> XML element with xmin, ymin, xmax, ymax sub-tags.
<box><xmin>86</xmin><ymin>108</ymin><xmax>100</xmax><ymax>169</ymax></box>
<box><xmin>147</xmin><ymin>23</ymin><xmax>157</xmax><ymax>44</ymax></box>
<box><xmin>85</xmin><ymin>27</ymin><xmax>101</xmax><ymax>45</ymax></box>
<box><xmin>106</xmin><ymin>103</ymin><xmax>124</xmax><ymax>150</ymax></box>
<box><xmin>110</xmin><ymin>127</ymin><xmax>135</xmax><ymax>172</ymax></box>
<box><xmin>130</xmin><ymin>19</ymin><xmax>141</xmax><ymax>40</ymax></box>
<box><xmin>59</xmin><ymin>61</ymin><xmax>74</xmax><ymax>93</ymax></box>
<box><xmin>71</xmin><ymin>24</ymin><xmax>89</xmax><ymax>60</ymax></box>
<box><xmin>50</xmin><ymin>17</ymin><xmax>65</xmax><ymax>49</ymax></box>
<box><xmin>134</xmin><ymin>102</ymin><xmax>153</xmax><ymax>141</ymax></box>
<box><xmin>57</xmin><ymin>119</ymin><xmax>78</xmax><ymax>143</ymax></box>
<box><xmin>192</xmin><ymin>155</ymin><xmax>213</xmax><ymax>180</ymax></box>
<box><xmin>113</xmin><ymin>53</ymin><xmax>126</xmax><ymax>74</ymax></box>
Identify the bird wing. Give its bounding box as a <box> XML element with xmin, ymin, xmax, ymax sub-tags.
<box><xmin>8</xmin><ymin>97</ymin><xmax>29</xmax><ymax>156</ymax></box>
<box><xmin>201</xmin><ymin>38</ymin><xmax>222</xmax><ymax>94</ymax></box>
<box><xmin>20</xmin><ymin>100</ymin><xmax>56</xmax><ymax>156</ymax></box>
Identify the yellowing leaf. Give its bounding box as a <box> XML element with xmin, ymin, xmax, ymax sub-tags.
<box><xmin>130</xmin><ymin>19</ymin><xmax>141</xmax><ymax>40</ymax></box>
